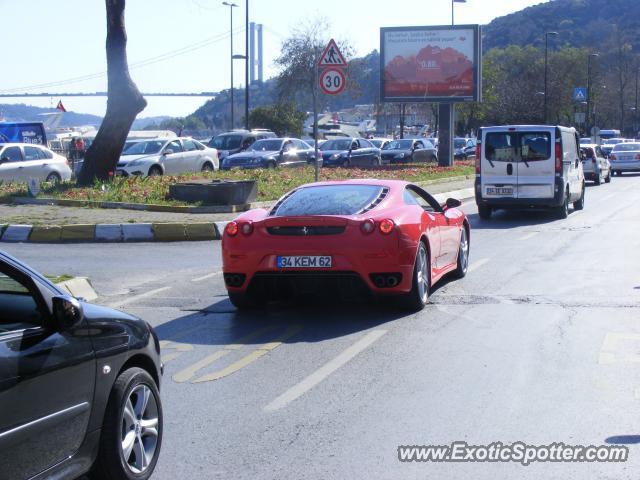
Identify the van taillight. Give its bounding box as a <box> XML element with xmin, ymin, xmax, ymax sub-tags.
<box><xmin>555</xmin><ymin>142</ymin><xmax>562</xmax><ymax>173</ymax></box>
<box><xmin>475</xmin><ymin>144</ymin><xmax>481</xmax><ymax>173</ymax></box>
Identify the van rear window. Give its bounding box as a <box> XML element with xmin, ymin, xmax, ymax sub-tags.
<box><xmin>485</xmin><ymin>132</ymin><xmax>550</xmax><ymax>162</ymax></box>
<box><xmin>485</xmin><ymin>133</ymin><xmax>515</xmax><ymax>162</ymax></box>
<box><xmin>521</xmin><ymin>133</ymin><xmax>551</xmax><ymax>161</ymax></box>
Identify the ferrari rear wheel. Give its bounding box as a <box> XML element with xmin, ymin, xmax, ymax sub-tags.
<box><xmin>399</xmin><ymin>241</ymin><xmax>429</xmax><ymax>311</ymax></box>
<box><xmin>453</xmin><ymin>227</ymin><xmax>469</xmax><ymax>278</ymax></box>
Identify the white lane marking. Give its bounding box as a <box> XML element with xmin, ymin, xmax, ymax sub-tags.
<box><xmin>467</xmin><ymin>258</ymin><xmax>489</xmax><ymax>273</ymax></box>
<box><xmin>264</xmin><ymin>329</ymin><xmax>388</xmax><ymax>412</ymax></box>
<box><xmin>192</xmin><ymin>271</ymin><xmax>223</xmax><ymax>282</ymax></box>
<box><xmin>110</xmin><ymin>286</ymin><xmax>172</xmax><ymax>308</ymax></box>
<box><xmin>519</xmin><ymin>231</ymin><xmax>539</xmax><ymax>241</ymax></box>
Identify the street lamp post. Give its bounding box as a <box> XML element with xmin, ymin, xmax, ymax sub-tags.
<box><xmin>544</xmin><ymin>31</ymin><xmax>558</xmax><ymax>125</ymax></box>
<box><xmin>244</xmin><ymin>0</ymin><xmax>249</xmax><ymax>130</ymax></box>
<box><xmin>634</xmin><ymin>66</ymin><xmax>639</xmax><ymax>137</ymax></box>
<box><xmin>223</xmin><ymin>1</ymin><xmax>238</xmax><ymax>130</ymax></box>
<box><xmin>452</xmin><ymin>0</ymin><xmax>466</xmax><ymax>26</ymax></box>
<box><xmin>586</xmin><ymin>53</ymin><xmax>599</xmax><ymax>136</ymax></box>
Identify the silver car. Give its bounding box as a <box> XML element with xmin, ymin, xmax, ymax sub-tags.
<box><xmin>609</xmin><ymin>142</ymin><xmax>640</xmax><ymax>176</ymax></box>
<box><xmin>0</xmin><ymin>143</ymin><xmax>71</xmax><ymax>183</ymax></box>
<box><xmin>580</xmin><ymin>144</ymin><xmax>611</xmax><ymax>185</ymax></box>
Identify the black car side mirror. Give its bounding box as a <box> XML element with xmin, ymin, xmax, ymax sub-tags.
<box><xmin>0</xmin><ymin>156</ymin><xmax>8</xmax><ymax>164</ymax></box>
<box><xmin>52</xmin><ymin>296</ymin><xmax>84</xmax><ymax>331</ymax></box>
<box><xmin>445</xmin><ymin>198</ymin><xmax>462</xmax><ymax>209</ymax></box>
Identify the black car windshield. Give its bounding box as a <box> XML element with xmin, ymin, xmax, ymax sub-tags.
<box><xmin>320</xmin><ymin>139</ymin><xmax>352</xmax><ymax>151</ymax></box>
<box><xmin>250</xmin><ymin>139</ymin><xmax>283</xmax><ymax>152</ymax></box>
<box><xmin>612</xmin><ymin>143</ymin><xmax>640</xmax><ymax>152</ymax></box>
<box><xmin>123</xmin><ymin>140</ymin><xmax>165</xmax><ymax>155</ymax></box>
<box><xmin>209</xmin><ymin>134</ymin><xmax>243</xmax><ymax>150</ymax></box>
<box><xmin>384</xmin><ymin>140</ymin><xmax>413</xmax><ymax>150</ymax></box>
<box><xmin>274</xmin><ymin>185</ymin><xmax>383</xmax><ymax>216</ymax></box>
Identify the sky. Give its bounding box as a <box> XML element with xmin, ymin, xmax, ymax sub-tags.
<box><xmin>0</xmin><ymin>0</ymin><xmax>550</xmax><ymax>119</ymax></box>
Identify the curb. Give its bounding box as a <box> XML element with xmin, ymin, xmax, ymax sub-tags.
<box><xmin>1</xmin><ymin>222</ymin><xmax>222</xmax><ymax>244</ymax></box>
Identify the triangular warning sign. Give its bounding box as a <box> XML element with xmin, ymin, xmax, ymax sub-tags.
<box><xmin>575</xmin><ymin>90</ymin><xmax>585</xmax><ymax>101</ymax></box>
<box><xmin>318</xmin><ymin>39</ymin><xmax>347</xmax><ymax>67</ymax></box>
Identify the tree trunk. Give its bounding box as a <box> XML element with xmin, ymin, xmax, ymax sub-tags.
<box><xmin>77</xmin><ymin>0</ymin><xmax>146</xmax><ymax>185</ymax></box>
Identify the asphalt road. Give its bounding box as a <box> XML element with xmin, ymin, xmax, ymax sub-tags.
<box><xmin>3</xmin><ymin>174</ymin><xmax>640</xmax><ymax>479</ymax></box>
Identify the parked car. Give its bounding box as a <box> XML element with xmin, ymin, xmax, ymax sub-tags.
<box><xmin>117</xmin><ymin>137</ymin><xmax>218</xmax><ymax>177</ymax></box>
<box><xmin>580</xmin><ymin>144</ymin><xmax>611</xmax><ymax>184</ymax></box>
<box><xmin>454</xmin><ymin>138</ymin><xmax>476</xmax><ymax>160</ymax></box>
<box><xmin>475</xmin><ymin>125</ymin><xmax>585</xmax><ymax>219</ymax></box>
<box><xmin>222</xmin><ymin>180</ymin><xmax>469</xmax><ymax>311</ymax></box>
<box><xmin>369</xmin><ymin>138</ymin><xmax>392</xmax><ymax>150</ymax></box>
<box><xmin>381</xmin><ymin>138</ymin><xmax>437</xmax><ymax>164</ymax></box>
<box><xmin>0</xmin><ymin>250</ymin><xmax>163</xmax><ymax>479</ymax></box>
<box><xmin>609</xmin><ymin>141</ymin><xmax>640</xmax><ymax>175</ymax></box>
<box><xmin>319</xmin><ymin>137</ymin><xmax>382</xmax><ymax>167</ymax></box>
<box><xmin>207</xmin><ymin>129</ymin><xmax>276</xmax><ymax>162</ymax></box>
<box><xmin>0</xmin><ymin>142</ymin><xmax>71</xmax><ymax>183</ymax></box>
<box><xmin>222</xmin><ymin>138</ymin><xmax>315</xmax><ymax>170</ymax></box>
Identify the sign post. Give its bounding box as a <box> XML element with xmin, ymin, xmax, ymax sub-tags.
<box><xmin>315</xmin><ymin>39</ymin><xmax>347</xmax><ymax>181</ymax></box>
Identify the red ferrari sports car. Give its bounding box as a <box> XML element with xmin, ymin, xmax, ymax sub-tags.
<box><xmin>222</xmin><ymin>179</ymin><xmax>470</xmax><ymax>310</ymax></box>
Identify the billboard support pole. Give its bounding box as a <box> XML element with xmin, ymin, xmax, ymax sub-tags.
<box><xmin>438</xmin><ymin>104</ymin><xmax>454</xmax><ymax>167</ymax></box>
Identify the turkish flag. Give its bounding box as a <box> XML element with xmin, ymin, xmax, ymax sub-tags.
<box><xmin>56</xmin><ymin>100</ymin><xmax>67</xmax><ymax>112</ymax></box>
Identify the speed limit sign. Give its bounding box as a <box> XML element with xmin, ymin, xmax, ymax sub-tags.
<box><xmin>319</xmin><ymin>68</ymin><xmax>346</xmax><ymax>95</ymax></box>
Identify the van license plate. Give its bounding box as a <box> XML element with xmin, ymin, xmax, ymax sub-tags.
<box><xmin>277</xmin><ymin>256</ymin><xmax>332</xmax><ymax>268</ymax></box>
<box><xmin>486</xmin><ymin>187</ymin><xmax>514</xmax><ymax>196</ymax></box>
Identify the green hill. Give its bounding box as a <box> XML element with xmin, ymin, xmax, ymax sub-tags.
<box><xmin>483</xmin><ymin>0</ymin><xmax>640</xmax><ymax>51</ymax></box>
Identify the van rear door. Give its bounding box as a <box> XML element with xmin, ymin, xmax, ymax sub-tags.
<box><xmin>480</xmin><ymin>130</ymin><xmax>517</xmax><ymax>198</ymax></box>
<box><xmin>516</xmin><ymin>129</ymin><xmax>555</xmax><ymax>199</ymax></box>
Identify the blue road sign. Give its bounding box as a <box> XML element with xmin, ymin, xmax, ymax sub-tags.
<box><xmin>573</xmin><ymin>87</ymin><xmax>587</xmax><ymax>102</ymax></box>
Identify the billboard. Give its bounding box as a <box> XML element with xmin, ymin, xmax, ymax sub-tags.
<box><xmin>0</xmin><ymin>122</ymin><xmax>47</xmax><ymax>145</ymax></box>
<box><xmin>380</xmin><ymin>25</ymin><xmax>481</xmax><ymax>103</ymax></box>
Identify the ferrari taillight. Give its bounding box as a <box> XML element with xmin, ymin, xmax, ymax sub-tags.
<box><xmin>379</xmin><ymin>219</ymin><xmax>395</xmax><ymax>235</ymax></box>
<box><xmin>225</xmin><ymin>221</ymin><xmax>238</xmax><ymax>236</ymax></box>
<box><xmin>360</xmin><ymin>219</ymin><xmax>375</xmax><ymax>234</ymax></box>
<box><xmin>240</xmin><ymin>221</ymin><xmax>253</xmax><ymax>235</ymax></box>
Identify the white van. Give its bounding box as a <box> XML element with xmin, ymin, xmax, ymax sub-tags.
<box><xmin>475</xmin><ymin>125</ymin><xmax>585</xmax><ymax>219</ymax></box>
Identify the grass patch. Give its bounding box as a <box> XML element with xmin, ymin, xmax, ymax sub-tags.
<box><xmin>45</xmin><ymin>274</ymin><xmax>74</xmax><ymax>284</ymax></box>
<box><xmin>0</xmin><ymin>161</ymin><xmax>474</xmax><ymax>206</ymax></box>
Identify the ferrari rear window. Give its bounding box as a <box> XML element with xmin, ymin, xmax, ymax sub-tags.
<box><xmin>274</xmin><ymin>185</ymin><xmax>384</xmax><ymax>216</ymax></box>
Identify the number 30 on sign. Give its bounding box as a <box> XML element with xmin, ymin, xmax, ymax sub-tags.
<box><xmin>320</xmin><ymin>68</ymin><xmax>346</xmax><ymax>95</ymax></box>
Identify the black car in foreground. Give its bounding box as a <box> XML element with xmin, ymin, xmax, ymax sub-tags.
<box><xmin>0</xmin><ymin>251</ymin><xmax>163</xmax><ymax>480</ymax></box>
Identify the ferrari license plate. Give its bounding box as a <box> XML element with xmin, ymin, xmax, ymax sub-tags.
<box><xmin>277</xmin><ymin>255</ymin><xmax>332</xmax><ymax>268</ymax></box>
<box><xmin>486</xmin><ymin>186</ymin><xmax>514</xmax><ymax>196</ymax></box>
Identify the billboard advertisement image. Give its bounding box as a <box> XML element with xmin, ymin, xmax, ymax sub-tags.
<box><xmin>380</xmin><ymin>25</ymin><xmax>481</xmax><ymax>103</ymax></box>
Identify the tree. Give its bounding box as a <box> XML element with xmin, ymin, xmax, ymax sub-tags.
<box><xmin>274</xmin><ymin>18</ymin><xmax>354</xmax><ymax>116</ymax></box>
<box><xmin>248</xmin><ymin>103</ymin><xmax>306</xmax><ymax>137</ymax></box>
<box><xmin>77</xmin><ymin>0</ymin><xmax>146</xmax><ymax>185</ymax></box>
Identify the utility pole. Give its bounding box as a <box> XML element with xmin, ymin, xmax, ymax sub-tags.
<box><xmin>244</xmin><ymin>0</ymin><xmax>249</xmax><ymax>130</ymax></box>
<box><xmin>223</xmin><ymin>2</ymin><xmax>238</xmax><ymax>130</ymax></box>
<box><xmin>586</xmin><ymin>53</ymin><xmax>599</xmax><ymax>135</ymax></box>
<box><xmin>544</xmin><ymin>31</ymin><xmax>558</xmax><ymax>124</ymax></box>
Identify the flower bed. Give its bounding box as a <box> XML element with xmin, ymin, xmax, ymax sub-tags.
<box><xmin>0</xmin><ymin>161</ymin><xmax>474</xmax><ymax>206</ymax></box>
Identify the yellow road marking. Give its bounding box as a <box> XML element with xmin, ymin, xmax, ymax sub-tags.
<box><xmin>191</xmin><ymin>324</ymin><xmax>303</xmax><ymax>384</ymax></box>
<box><xmin>160</xmin><ymin>341</ymin><xmax>194</xmax><ymax>363</ymax></box>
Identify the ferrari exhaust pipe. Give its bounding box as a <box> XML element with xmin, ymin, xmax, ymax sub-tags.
<box><xmin>373</xmin><ymin>275</ymin><xmax>386</xmax><ymax>288</ymax></box>
<box><xmin>386</xmin><ymin>275</ymin><xmax>399</xmax><ymax>287</ymax></box>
